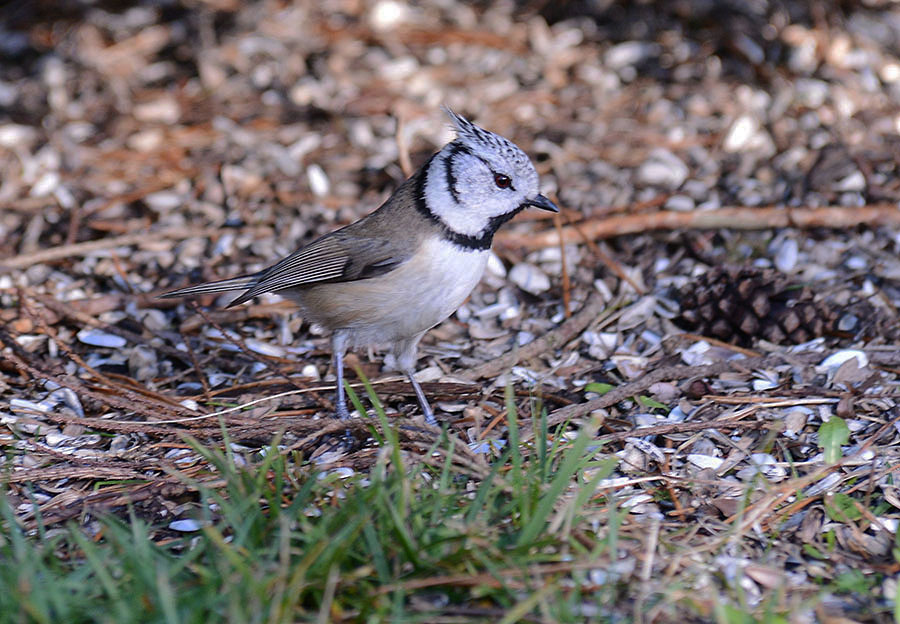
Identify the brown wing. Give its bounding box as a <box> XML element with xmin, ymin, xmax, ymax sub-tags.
<box><xmin>226</xmin><ymin>228</ymin><xmax>412</xmax><ymax>307</ymax></box>
<box><xmin>162</xmin><ymin>169</ymin><xmax>429</xmax><ymax>307</ymax></box>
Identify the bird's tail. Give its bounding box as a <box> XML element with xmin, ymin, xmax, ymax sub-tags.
<box><xmin>158</xmin><ymin>274</ymin><xmax>257</xmax><ymax>299</ymax></box>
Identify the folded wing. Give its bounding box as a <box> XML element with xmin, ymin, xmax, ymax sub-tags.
<box><xmin>160</xmin><ymin>230</ymin><xmax>412</xmax><ymax>308</ymax></box>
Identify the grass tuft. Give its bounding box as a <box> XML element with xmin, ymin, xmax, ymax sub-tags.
<box><xmin>0</xmin><ymin>390</ymin><xmax>624</xmax><ymax>622</ymax></box>
<box><xmin>0</xmin><ymin>384</ymin><xmax>860</xmax><ymax>622</ymax></box>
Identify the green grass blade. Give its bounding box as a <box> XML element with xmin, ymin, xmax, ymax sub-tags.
<box><xmin>515</xmin><ymin>418</ymin><xmax>600</xmax><ymax>549</ymax></box>
<box><xmin>505</xmin><ymin>383</ymin><xmax>525</xmax><ymax>522</ymax></box>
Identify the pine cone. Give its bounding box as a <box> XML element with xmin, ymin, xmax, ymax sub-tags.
<box><xmin>836</xmin><ymin>298</ymin><xmax>900</xmax><ymax>344</ymax></box>
<box><xmin>674</xmin><ymin>266</ymin><xmax>832</xmax><ymax>347</ymax></box>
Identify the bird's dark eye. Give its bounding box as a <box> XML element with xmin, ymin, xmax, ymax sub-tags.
<box><xmin>494</xmin><ymin>173</ymin><xmax>512</xmax><ymax>189</ymax></box>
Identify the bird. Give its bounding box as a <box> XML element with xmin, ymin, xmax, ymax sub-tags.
<box><xmin>160</xmin><ymin>109</ymin><xmax>558</xmax><ymax>426</ymax></box>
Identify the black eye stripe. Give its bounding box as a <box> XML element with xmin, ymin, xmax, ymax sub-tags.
<box><xmin>445</xmin><ymin>148</ymin><xmax>462</xmax><ymax>204</ymax></box>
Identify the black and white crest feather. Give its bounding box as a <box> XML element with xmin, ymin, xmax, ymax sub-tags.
<box><xmin>417</xmin><ymin>108</ymin><xmax>544</xmax><ymax>244</ymax></box>
<box><xmin>443</xmin><ymin>107</ymin><xmax>531</xmax><ymax>171</ymax></box>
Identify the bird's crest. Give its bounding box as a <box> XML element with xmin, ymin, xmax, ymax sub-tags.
<box><xmin>442</xmin><ymin>107</ymin><xmax>525</xmax><ymax>164</ymax></box>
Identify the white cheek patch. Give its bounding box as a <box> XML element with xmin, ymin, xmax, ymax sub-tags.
<box><xmin>425</xmin><ymin>144</ymin><xmax>502</xmax><ymax>236</ymax></box>
<box><xmin>422</xmin><ymin>130</ymin><xmax>545</xmax><ymax>244</ymax></box>
<box><xmin>425</xmin><ymin>148</ymin><xmax>491</xmax><ymax>237</ymax></box>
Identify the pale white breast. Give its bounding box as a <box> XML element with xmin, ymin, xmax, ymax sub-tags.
<box><xmin>294</xmin><ymin>236</ymin><xmax>489</xmax><ymax>348</ymax></box>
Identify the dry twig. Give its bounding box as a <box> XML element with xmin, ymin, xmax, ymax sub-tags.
<box><xmin>459</xmin><ymin>290</ymin><xmax>610</xmax><ymax>381</ymax></box>
<box><xmin>1</xmin><ymin>226</ymin><xmax>220</xmax><ymax>270</ymax></box>
<box><xmin>497</xmin><ymin>204</ymin><xmax>900</xmax><ymax>250</ymax></box>
<box><xmin>524</xmin><ymin>355</ymin><xmax>787</xmax><ymax>440</ymax></box>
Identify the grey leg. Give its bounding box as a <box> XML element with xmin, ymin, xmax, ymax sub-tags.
<box><xmin>395</xmin><ymin>332</ymin><xmax>437</xmax><ymax>426</ymax></box>
<box><xmin>331</xmin><ymin>330</ymin><xmax>350</xmax><ymax>419</ymax></box>
<box><xmin>405</xmin><ymin>369</ymin><xmax>437</xmax><ymax>426</ymax></box>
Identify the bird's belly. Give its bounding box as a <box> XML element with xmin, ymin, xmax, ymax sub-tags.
<box><xmin>293</xmin><ymin>240</ymin><xmax>489</xmax><ymax>347</ymax></box>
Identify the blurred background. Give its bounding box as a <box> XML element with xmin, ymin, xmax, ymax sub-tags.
<box><xmin>5</xmin><ymin>0</ymin><xmax>900</xmax><ymax>366</ymax></box>
<box><xmin>3</xmin><ymin>0</ymin><xmax>900</xmax><ymax>264</ymax></box>
<box><xmin>4</xmin><ymin>0</ymin><xmax>900</xmax><ymax>362</ymax></box>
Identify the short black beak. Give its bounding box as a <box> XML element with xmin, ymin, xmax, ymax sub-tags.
<box><xmin>526</xmin><ymin>194</ymin><xmax>559</xmax><ymax>213</ymax></box>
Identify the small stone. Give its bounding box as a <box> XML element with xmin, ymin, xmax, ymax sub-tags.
<box><xmin>604</xmin><ymin>41</ymin><xmax>658</xmax><ymax>70</ymax></box>
<box><xmin>110</xmin><ymin>435</ymin><xmax>130</xmax><ymax>452</ymax></box>
<box><xmin>207</xmin><ymin>374</ymin><xmax>228</xmax><ymax>388</ymax></box>
<box><xmin>369</xmin><ymin>0</ymin><xmax>409</xmax><ymax>30</ymax></box>
<box><xmin>681</xmin><ymin>341</ymin><xmax>713</xmax><ymax>366</ymax></box>
<box><xmin>688</xmin><ymin>454</ymin><xmax>724</xmax><ymax>470</ymax></box>
<box><xmin>486</xmin><ymin>252</ymin><xmax>507</xmax><ymax>278</ymax></box>
<box><xmin>508</xmin><ymin>263</ymin><xmax>551</xmax><ymax>295</ymax></box>
<box><xmin>0</xmin><ymin>123</ymin><xmax>38</xmax><ymax>149</ymax></box>
<box><xmin>794</xmin><ymin>79</ymin><xmax>829</xmax><ymax>108</ymax></box>
<box><xmin>723</xmin><ymin>115</ymin><xmax>758</xmax><ymax>152</ymax></box>
<box><xmin>31</xmin><ymin>171</ymin><xmax>60</xmax><ymax>197</ymax></box>
<box><xmin>636</xmin><ymin>149</ymin><xmax>688</xmax><ymax>188</ymax></box>
<box><xmin>307</xmin><ymin>164</ymin><xmax>330</xmax><ymax>197</ymax></box>
<box><xmin>244</xmin><ymin>339</ymin><xmax>285</xmax><ymax>358</ymax></box>
<box><xmin>773</xmin><ymin>238</ymin><xmax>799</xmax><ymax>272</ymax></box>
<box><xmin>835</xmin><ymin>170</ymin><xmax>866</xmax><ymax>192</ymax></box>
<box><xmin>668</xmin><ymin>404</ymin><xmax>689</xmax><ymax>422</ymax></box>
<box><xmin>169</xmin><ymin>519</ymin><xmax>203</xmax><ymax>532</ymax></box>
<box><xmin>832</xmin><ymin>357</ymin><xmax>870</xmax><ymax>386</ymax></box>
<box><xmin>10</xmin><ymin>318</ymin><xmax>33</xmax><ymax>333</ymax></box>
<box><xmin>129</xmin><ymin>345</ymin><xmax>159</xmax><ymax>381</ymax></box>
<box><xmin>784</xmin><ymin>408</ymin><xmax>809</xmax><ymax>436</ymax></box>
<box><xmin>127</xmin><ymin>129</ymin><xmax>164</xmax><ymax>152</ymax></box>
<box><xmin>844</xmin><ymin>255</ymin><xmax>867</xmax><ymax>270</ymax></box>
<box><xmin>583</xmin><ymin>330</ymin><xmax>617</xmax><ymax>360</ymax></box>
<box><xmin>133</xmin><ymin>97</ymin><xmax>181</xmax><ymax>124</ymax></box>
<box><xmin>837</xmin><ymin>314</ymin><xmax>858</xmax><ymax>332</ymax></box>
<box><xmin>818</xmin><ymin>350</ymin><xmax>868</xmax><ymax>372</ymax></box>
<box><xmin>664</xmin><ymin>194</ymin><xmax>695</xmax><ymax>212</ymax></box>
<box><xmin>413</xmin><ymin>365</ymin><xmax>442</xmax><ymax>383</ymax></box>
<box><xmin>77</xmin><ymin>329</ymin><xmax>127</xmax><ymax>348</ymax></box>
<box><xmin>517</xmin><ymin>331</ymin><xmax>535</xmax><ymax>346</ymax></box>
<box><xmin>648</xmin><ymin>382</ymin><xmax>678</xmax><ymax>403</ymax></box>
<box><xmin>143</xmin><ymin>190</ymin><xmax>183</xmax><ymax>212</ymax></box>
<box><xmin>44</xmin><ymin>430</ymin><xmax>70</xmax><ymax>447</ymax></box>
<box><xmin>62</xmin><ymin>423</ymin><xmax>85</xmax><ymax>437</ymax></box>
<box><xmin>138</xmin><ymin>309</ymin><xmax>168</xmax><ymax>332</ymax></box>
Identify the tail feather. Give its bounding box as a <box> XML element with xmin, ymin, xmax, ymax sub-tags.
<box><xmin>159</xmin><ymin>274</ymin><xmax>257</xmax><ymax>299</ymax></box>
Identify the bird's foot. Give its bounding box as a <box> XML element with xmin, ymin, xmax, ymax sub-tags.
<box><xmin>421</xmin><ymin>406</ymin><xmax>438</xmax><ymax>427</ymax></box>
<box><xmin>333</xmin><ymin>398</ymin><xmax>356</xmax><ymax>445</ymax></box>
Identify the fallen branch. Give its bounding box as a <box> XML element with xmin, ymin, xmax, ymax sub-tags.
<box><xmin>524</xmin><ymin>355</ymin><xmax>788</xmax><ymax>440</ymax></box>
<box><xmin>497</xmin><ymin>204</ymin><xmax>900</xmax><ymax>250</ymax></box>
<box><xmin>3</xmin><ymin>465</ymin><xmax>146</xmax><ymax>484</ymax></box>
<box><xmin>459</xmin><ymin>290</ymin><xmax>610</xmax><ymax>381</ymax></box>
<box><xmin>1</xmin><ymin>226</ymin><xmax>220</xmax><ymax>270</ymax></box>
<box><xmin>23</xmin><ymin>479</ymin><xmax>197</xmax><ymax>529</ymax></box>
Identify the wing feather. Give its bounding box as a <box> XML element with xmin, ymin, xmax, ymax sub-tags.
<box><xmin>159</xmin><ymin>274</ymin><xmax>258</xmax><ymax>299</ymax></box>
<box><xmin>226</xmin><ymin>231</ymin><xmax>412</xmax><ymax>307</ymax></box>
<box><xmin>161</xmin><ymin>180</ymin><xmax>425</xmax><ymax>307</ymax></box>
